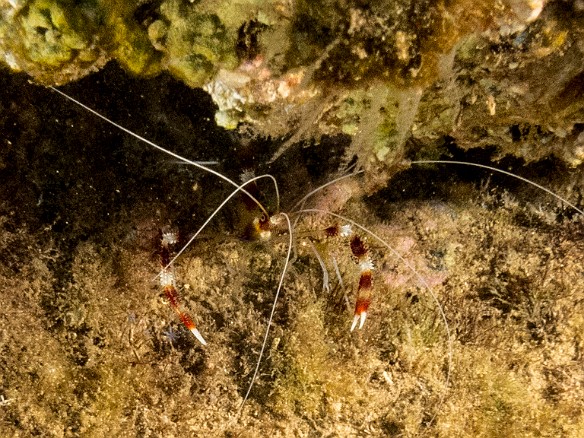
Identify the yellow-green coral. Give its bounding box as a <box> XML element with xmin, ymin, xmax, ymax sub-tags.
<box><xmin>8</xmin><ymin>0</ymin><xmax>96</xmax><ymax>70</ymax></box>
<box><xmin>155</xmin><ymin>1</ymin><xmax>238</xmax><ymax>87</ymax></box>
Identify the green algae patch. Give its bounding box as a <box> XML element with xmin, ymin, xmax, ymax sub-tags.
<box><xmin>270</xmin><ymin>298</ymin><xmax>363</xmax><ymax>417</ymax></box>
<box><xmin>109</xmin><ymin>12</ymin><xmax>161</xmax><ymax>78</ymax></box>
<box><xmin>155</xmin><ymin>1</ymin><xmax>239</xmax><ymax>87</ymax></box>
<box><xmin>1</xmin><ymin>0</ymin><xmax>106</xmax><ymax>83</ymax></box>
<box><xmin>440</xmin><ymin>347</ymin><xmax>574</xmax><ymax>437</ymax></box>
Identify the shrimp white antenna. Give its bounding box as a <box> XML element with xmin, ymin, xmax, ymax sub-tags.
<box><xmin>48</xmin><ymin>86</ymin><xmax>275</xmax><ymax>217</ymax></box>
<box><xmin>155</xmin><ymin>173</ymin><xmax>278</xmax><ymax>280</ymax></box>
<box><xmin>307</xmin><ymin>239</ymin><xmax>330</xmax><ymax>293</ymax></box>
<box><xmin>332</xmin><ymin>257</ymin><xmax>351</xmax><ymax>310</ymax></box>
<box><xmin>409</xmin><ymin>160</ymin><xmax>584</xmax><ymax>216</ymax></box>
<box><xmin>169</xmin><ymin>159</ymin><xmax>219</xmax><ymax>166</ymax></box>
<box><xmin>238</xmin><ymin>212</ymin><xmax>293</xmax><ymax>414</ymax></box>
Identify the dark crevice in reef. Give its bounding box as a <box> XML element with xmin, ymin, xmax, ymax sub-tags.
<box><xmin>367</xmin><ymin>136</ymin><xmax>582</xmax><ymax>223</ymax></box>
<box><xmin>0</xmin><ymin>63</ymin><xmax>233</xmax><ymax>249</ymax></box>
<box><xmin>2</xmin><ymin>61</ymin><xmax>354</xmax><ymax>260</ymax></box>
<box><xmin>258</xmin><ymin>134</ymin><xmax>354</xmax><ymax>212</ymax></box>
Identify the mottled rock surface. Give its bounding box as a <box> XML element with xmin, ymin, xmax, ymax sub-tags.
<box><xmin>1</xmin><ymin>1</ymin><xmax>584</xmax><ymax>437</ymax></box>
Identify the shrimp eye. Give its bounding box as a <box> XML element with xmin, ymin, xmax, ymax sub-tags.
<box><xmin>258</xmin><ymin>212</ymin><xmax>271</xmax><ymax>231</ymax></box>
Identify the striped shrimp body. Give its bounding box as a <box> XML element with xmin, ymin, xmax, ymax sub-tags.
<box><xmin>159</xmin><ymin>227</ymin><xmax>207</xmax><ymax>345</ymax></box>
<box><xmin>40</xmin><ymin>86</ymin><xmax>390</xmax><ymax>349</ymax></box>
<box><xmin>44</xmin><ymin>83</ymin><xmax>584</xmax><ymax>436</ymax></box>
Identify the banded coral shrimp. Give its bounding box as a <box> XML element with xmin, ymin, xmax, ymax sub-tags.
<box><xmin>2</xmin><ymin>67</ymin><xmax>583</xmax><ymax>436</ymax></box>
